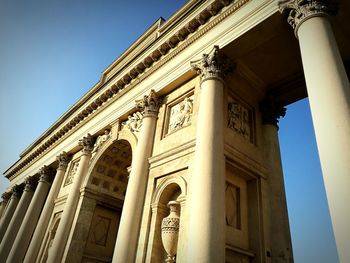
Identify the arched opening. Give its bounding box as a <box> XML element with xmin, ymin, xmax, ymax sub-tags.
<box><xmin>81</xmin><ymin>139</ymin><xmax>132</xmax><ymax>262</ymax></box>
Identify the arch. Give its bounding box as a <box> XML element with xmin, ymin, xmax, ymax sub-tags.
<box><xmin>152</xmin><ymin>175</ymin><xmax>187</xmax><ymax>206</ymax></box>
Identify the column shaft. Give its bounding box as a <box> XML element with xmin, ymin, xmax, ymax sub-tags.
<box><xmin>0</xmin><ymin>178</ymin><xmax>36</xmax><ymax>260</ymax></box>
<box><xmin>47</xmin><ymin>143</ymin><xmax>92</xmax><ymax>263</ymax></box>
<box><xmin>262</xmin><ymin>123</ymin><xmax>293</xmax><ymax>262</ymax></box>
<box><xmin>112</xmin><ymin>90</ymin><xmax>159</xmax><ymax>263</ymax></box>
<box><xmin>7</xmin><ymin>167</ymin><xmax>54</xmax><ymax>263</ymax></box>
<box><xmin>24</xmin><ymin>153</ymin><xmax>69</xmax><ymax>263</ymax></box>
<box><xmin>186</xmin><ymin>46</ymin><xmax>232</xmax><ymax>262</ymax></box>
<box><xmin>0</xmin><ymin>190</ymin><xmax>21</xmax><ymax>242</ymax></box>
<box><xmin>297</xmin><ymin>17</ymin><xmax>350</xmax><ymax>263</ymax></box>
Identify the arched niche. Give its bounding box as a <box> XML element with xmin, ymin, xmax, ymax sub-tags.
<box><xmin>147</xmin><ymin>175</ymin><xmax>187</xmax><ymax>263</ymax></box>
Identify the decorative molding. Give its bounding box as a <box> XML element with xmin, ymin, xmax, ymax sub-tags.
<box><xmin>122</xmin><ymin>112</ymin><xmax>143</xmax><ymax>133</ymax></box>
<box><xmin>260</xmin><ymin>96</ymin><xmax>286</xmax><ymax>127</ymax></box>
<box><xmin>136</xmin><ymin>89</ymin><xmax>162</xmax><ymax>117</ymax></box>
<box><xmin>24</xmin><ymin>176</ymin><xmax>38</xmax><ymax>192</ymax></box>
<box><xmin>79</xmin><ymin>133</ymin><xmax>95</xmax><ymax>155</ymax></box>
<box><xmin>190</xmin><ymin>45</ymin><xmax>234</xmax><ymax>82</ymax></box>
<box><xmin>279</xmin><ymin>0</ymin><xmax>336</xmax><ymax>37</ymax></box>
<box><xmin>57</xmin><ymin>151</ymin><xmax>70</xmax><ymax>170</ymax></box>
<box><xmin>39</xmin><ymin>165</ymin><xmax>55</xmax><ymax>184</ymax></box>
<box><xmin>5</xmin><ymin>0</ymin><xmax>250</xmax><ymax>179</ymax></box>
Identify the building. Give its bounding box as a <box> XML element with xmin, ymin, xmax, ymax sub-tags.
<box><xmin>0</xmin><ymin>0</ymin><xmax>349</xmax><ymax>262</ymax></box>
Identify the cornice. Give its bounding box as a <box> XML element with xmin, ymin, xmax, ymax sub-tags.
<box><xmin>5</xmin><ymin>0</ymin><xmax>250</xmax><ymax>179</ymax></box>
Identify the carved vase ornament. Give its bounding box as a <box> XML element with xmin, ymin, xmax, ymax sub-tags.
<box><xmin>161</xmin><ymin>201</ymin><xmax>181</xmax><ymax>263</ymax></box>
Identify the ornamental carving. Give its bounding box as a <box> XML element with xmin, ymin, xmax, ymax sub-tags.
<box><xmin>57</xmin><ymin>152</ymin><xmax>70</xmax><ymax>170</ymax></box>
<box><xmin>1</xmin><ymin>192</ymin><xmax>11</xmax><ymax>203</ymax></box>
<box><xmin>64</xmin><ymin>159</ymin><xmax>80</xmax><ymax>186</ymax></box>
<box><xmin>79</xmin><ymin>133</ymin><xmax>95</xmax><ymax>154</ymax></box>
<box><xmin>136</xmin><ymin>89</ymin><xmax>161</xmax><ymax>117</ymax></box>
<box><xmin>24</xmin><ymin>176</ymin><xmax>38</xmax><ymax>192</ymax></box>
<box><xmin>39</xmin><ymin>165</ymin><xmax>55</xmax><ymax>184</ymax></box>
<box><xmin>279</xmin><ymin>0</ymin><xmax>336</xmax><ymax>36</ymax></box>
<box><xmin>260</xmin><ymin>96</ymin><xmax>286</xmax><ymax>127</ymax></box>
<box><xmin>227</xmin><ymin>98</ymin><xmax>253</xmax><ymax>142</ymax></box>
<box><xmin>190</xmin><ymin>45</ymin><xmax>234</xmax><ymax>81</ymax></box>
<box><xmin>91</xmin><ymin>130</ymin><xmax>111</xmax><ymax>156</ymax></box>
<box><xmin>122</xmin><ymin>112</ymin><xmax>143</xmax><ymax>133</ymax></box>
<box><xmin>168</xmin><ymin>96</ymin><xmax>193</xmax><ymax>133</ymax></box>
<box><xmin>11</xmin><ymin>184</ymin><xmax>24</xmax><ymax>198</ymax></box>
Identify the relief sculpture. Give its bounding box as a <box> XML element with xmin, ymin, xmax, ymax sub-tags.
<box><xmin>169</xmin><ymin>97</ymin><xmax>193</xmax><ymax>133</ymax></box>
<box><xmin>228</xmin><ymin>101</ymin><xmax>251</xmax><ymax>142</ymax></box>
<box><xmin>122</xmin><ymin>112</ymin><xmax>143</xmax><ymax>133</ymax></box>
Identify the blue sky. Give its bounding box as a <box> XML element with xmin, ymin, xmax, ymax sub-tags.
<box><xmin>0</xmin><ymin>0</ymin><xmax>338</xmax><ymax>262</ymax></box>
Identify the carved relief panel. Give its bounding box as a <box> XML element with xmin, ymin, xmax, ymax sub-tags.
<box><xmin>227</xmin><ymin>96</ymin><xmax>255</xmax><ymax>143</ymax></box>
<box><xmin>164</xmin><ymin>92</ymin><xmax>194</xmax><ymax>136</ymax></box>
<box><xmin>64</xmin><ymin>159</ymin><xmax>80</xmax><ymax>186</ymax></box>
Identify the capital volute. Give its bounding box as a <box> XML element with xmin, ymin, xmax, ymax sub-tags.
<box><xmin>11</xmin><ymin>184</ymin><xmax>24</xmax><ymax>198</ymax></box>
<box><xmin>190</xmin><ymin>45</ymin><xmax>234</xmax><ymax>83</ymax></box>
<box><xmin>56</xmin><ymin>151</ymin><xmax>70</xmax><ymax>170</ymax></box>
<box><xmin>279</xmin><ymin>0</ymin><xmax>337</xmax><ymax>37</ymax></box>
<box><xmin>260</xmin><ymin>96</ymin><xmax>286</xmax><ymax>128</ymax></box>
<box><xmin>135</xmin><ymin>90</ymin><xmax>162</xmax><ymax>117</ymax></box>
<box><xmin>1</xmin><ymin>192</ymin><xmax>12</xmax><ymax>203</ymax></box>
<box><xmin>78</xmin><ymin>133</ymin><xmax>95</xmax><ymax>154</ymax></box>
<box><xmin>39</xmin><ymin>165</ymin><xmax>55</xmax><ymax>184</ymax></box>
<box><xmin>24</xmin><ymin>176</ymin><xmax>38</xmax><ymax>192</ymax></box>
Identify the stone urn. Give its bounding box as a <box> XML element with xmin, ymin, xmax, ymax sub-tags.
<box><xmin>161</xmin><ymin>201</ymin><xmax>181</xmax><ymax>263</ymax></box>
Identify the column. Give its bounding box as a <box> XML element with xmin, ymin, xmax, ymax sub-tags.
<box><xmin>0</xmin><ymin>192</ymin><xmax>11</xmax><ymax>219</ymax></box>
<box><xmin>47</xmin><ymin>135</ymin><xmax>94</xmax><ymax>263</ymax></box>
<box><xmin>24</xmin><ymin>152</ymin><xmax>70</xmax><ymax>263</ymax></box>
<box><xmin>0</xmin><ymin>185</ymin><xmax>23</xmax><ymax>242</ymax></box>
<box><xmin>112</xmin><ymin>90</ymin><xmax>161</xmax><ymax>263</ymax></box>
<box><xmin>260</xmin><ymin>97</ymin><xmax>293</xmax><ymax>262</ymax></box>
<box><xmin>186</xmin><ymin>46</ymin><xmax>233</xmax><ymax>262</ymax></box>
<box><xmin>0</xmin><ymin>176</ymin><xmax>37</xmax><ymax>260</ymax></box>
<box><xmin>7</xmin><ymin>166</ymin><xmax>55</xmax><ymax>263</ymax></box>
<box><xmin>279</xmin><ymin>1</ymin><xmax>350</xmax><ymax>262</ymax></box>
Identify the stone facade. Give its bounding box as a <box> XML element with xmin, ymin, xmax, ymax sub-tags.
<box><xmin>1</xmin><ymin>0</ymin><xmax>350</xmax><ymax>263</ymax></box>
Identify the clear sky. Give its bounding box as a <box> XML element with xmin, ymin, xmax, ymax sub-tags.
<box><xmin>0</xmin><ymin>0</ymin><xmax>338</xmax><ymax>262</ymax></box>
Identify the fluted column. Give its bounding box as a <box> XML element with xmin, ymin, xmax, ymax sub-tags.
<box><xmin>186</xmin><ymin>46</ymin><xmax>233</xmax><ymax>262</ymax></box>
<box><xmin>279</xmin><ymin>1</ymin><xmax>350</xmax><ymax>262</ymax></box>
<box><xmin>0</xmin><ymin>186</ymin><xmax>23</xmax><ymax>242</ymax></box>
<box><xmin>0</xmin><ymin>192</ymin><xmax>11</xmax><ymax>219</ymax></box>
<box><xmin>7</xmin><ymin>166</ymin><xmax>55</xmax><ymax>263</ymax></box>
<box><xmin>0</xmin><ymin>176</ymin><xmax>37</xmax><ymax>260</ymax></box>
<box><xmin>260</xmin><ymin>97</ymin><xmax>293</xmax><ymax>262</ymax></box>
<box><xmin>47</xmin><ymin>136</ymin><xmax>94</xmax><ymax>263</ymax></box>
<box><xmin>112</xmin><ymin>90</ymin><xmax>161</xmax><ymax>263</ymax></box>
<box><xmin>24</xmin><ymin>152</ymin><xmax>70</xmax><ymax>263</ymax></box>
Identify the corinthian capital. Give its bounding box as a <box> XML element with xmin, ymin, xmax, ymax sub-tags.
<box><xmin>190</xmin><ymin>45</ymin><xmax>234</xmax><ymax>82</ymax></box>
<box><xmin>260</xmin><ymin>96</ymin><xmax>286</xmax><ymax>127</ymax></box>
<box><xmin>24</xmin><ymin>176</ymin><xmax>38</xmax><ymax>192</ymax></box>
<box><xmin>57</xmin><ymin>151</ymin><xmax>70</xmax><ymax>170</ymax></box>
<box><xmin>279</xmin><ymin>0</ymin><xmax>336</xmax><ymax>36</ymax></box>
<box><xmin>136</xmin><ymin>90</ymin><xmax>161</xmax><ymax>117</ymax></box>
<box><xmin>1</xmin><ymin>192</ymin><xmax>12</xmax><ymax>203</ymax></box>
<box><xmin>79</xmin><ymin>133</ymin><xmax>95</xmax><ymax>154</ymax></box>
<box><xmin>39</xmin><ymin>165</ymin><xmax>55</xmax><ymax>184</ymax></box>
<box><xmin>11</xmin><ymin>184</ymin><xmax>24</xmax><ymax>198</ymax></box>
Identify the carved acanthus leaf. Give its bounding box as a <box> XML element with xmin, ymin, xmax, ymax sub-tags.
<box><xmin>190</xmin><ymin>45</ymin><xmax>234</xmax><ymax>81</ymax></box>
<box><xmin>57</xmin><ymin>151</ymin><xmax>70</xmax><ymax>170</ymax></box>
<box><xmin>1</xmin><ymin>192</ymin><xmax>12</xmax><ymax>203</ymax></box>
<box><xmin>79</xmin><ymin>133</ymin><xmax>95</xmax><ymax>154</ymax></box>
<box><xmin>136</xmin><ymin>90</ymin><xmax>161</xmax><ymax>117</ymax></box>
<box><xmin>279</xmin><ymin>0</ymin><xmax>336</xmax><ymax>36</ymax></box>
<box><xmin>39</xmin><ymin>165</ymin><xmax>55</xmax><ymax>183</ymax></box>
<box><xmin>24</xmin><ymin>176</ymin><xmax>38</xmax><ymax>192</ymax></box>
